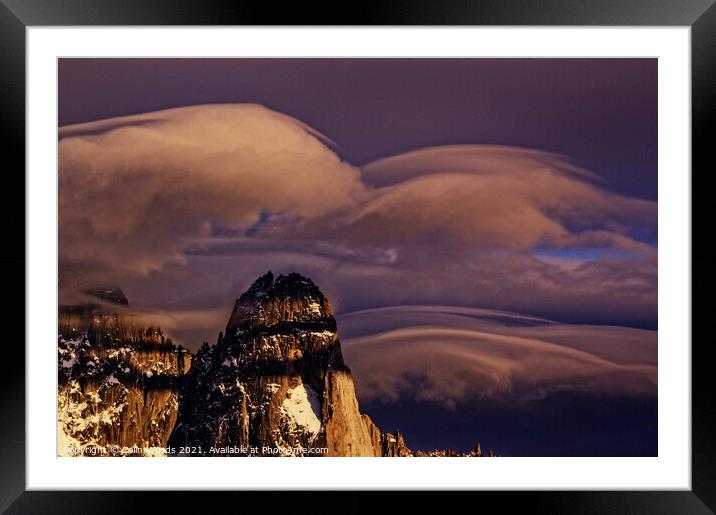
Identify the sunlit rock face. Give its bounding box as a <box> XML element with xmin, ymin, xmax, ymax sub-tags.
<box><xmin>57</xmin><ymin>290</ymin><xmax>191</xmax><ymax>456</ymax></box>
<box><xmin>170</xmin><ymin>272</ymin><xmax>382</xmax><ymax>456</ymax></box>
<box><xmin>57</xmin><ymin>275</ymin><xmax>492</xmax><ymax>457</ymax></box>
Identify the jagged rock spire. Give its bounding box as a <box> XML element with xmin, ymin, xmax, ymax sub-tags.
<box><xmin>170</xmin><ymin>271</ymin><xmax>376</xmax><ymax>456</ymax></box>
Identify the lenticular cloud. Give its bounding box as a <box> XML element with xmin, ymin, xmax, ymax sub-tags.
<box><xmin>339</xmin><ymin>306</ymin><xmax>657</xmax><ymax>407</ymax></box>
<box><xmin>59</xmin><ymin>103</ymin><xmax>657</xmax><ymax>360</ymax></box>
<box><xmin>59</xmin><ymin>104</ymin><xmax>365</xmax><ymax>277</ymax></box>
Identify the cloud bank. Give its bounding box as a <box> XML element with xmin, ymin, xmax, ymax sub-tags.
<box><xmin>59</xmin><ymin>103</ymin><xmax>657</xmax><ymax>348</ymax></box>
<box><xmin>339</xmin><ymin>306</ymin><xmax>657</xmax><ymax>408</ymax></box>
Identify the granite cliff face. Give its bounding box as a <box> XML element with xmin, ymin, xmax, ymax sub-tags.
<box><xmin>57</xmin><ymin>289</ymin><xmax>191</xmax><ymax>456</ymax></box>
<box><xmin>169</xmin><ymin>272</ymin><xmax>400</xmax><ymax>456</ymax></box>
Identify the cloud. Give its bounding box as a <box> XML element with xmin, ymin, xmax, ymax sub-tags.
<box><xmin>59</xmin><ymin>104</ymin><xmax>365</xmax><ymax>278</ymax></box>
<box><xmin>339</xmin><ymin>306</ymin><xmax>657</xmax><ymax>409</ymax></box>
<box><xmin>361</xmin><ymin>144</ymin><xmax>601</xmax><ymax>186</ymax></box>
<box><xmin>59</xmin><ymin>103</ymin><xmax>657</xmax><ymax>347</ymax></box>
<box><xmin>325</xmin><ymin>145</ymin><xmax>656</xmax><ymax>251</ymax></box>
<box><xmin>128</xmin><ymin>306</ymin><xmax>233</xmax><ymax>348</ymax></box>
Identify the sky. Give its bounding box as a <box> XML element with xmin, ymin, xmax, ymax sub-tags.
<box><xmin>58</xmin><ymin>58</ymin><xmax>657</xmax><ymax>455</ymax></box>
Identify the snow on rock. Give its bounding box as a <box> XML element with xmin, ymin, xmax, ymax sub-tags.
<box><xmin>308</xmin><ymin>330</ymin><xmax>336</xmax><ymax>340</ymax></box>
<box><xmin>306</xmin><ymin>300</ymin><xmax>323</xmax><ymax>316</ymax></box>
<box><xmin>281</xmin><ymin>383</ymin><xmax>322</xmax><ymax>436</ymax></box>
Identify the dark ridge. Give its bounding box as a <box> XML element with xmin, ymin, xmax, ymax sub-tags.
<box><xmin>59</xmin><ymin>287</ymin><xmax>130</xmax><ymax>319</ymax></box>
<box><xmin>59</xmin><ymin>369</ymin><xmax>184</xmax><ymax>392</ymax></box>
<box><xmin>235</xmin><ymin>271</ymin><xmax>325</xmax><ymax>305</ymax></box>
<box><xmin>202</xmin><ymin>330</ymin><xmax>347</xmax><ymax>379</ymax></box>
<box><xmin>238</xmin><ymin>270</ymin><xmax>274</xmax><ymax>302</ymax></box>
<box><xmin>83</xmin><ymin>287</ymin><xmax>129</xmax><ymax>305</ymax></box>
<box><xmin>272</xmin><ymin>272</ymin><xmax>324</xmax><ymax>299</ymax></box>
<box><xmin>59</xmin><ymin>340</ymin><xmax>190</xmax><ymax>388</ymax></box>
<box><xmin>231</xmin><ymin>350</ymin><xmax>351</xmax><ymax>380</ymax></box>
<box><xmin>58</xmin><ymin>320</ymin><xmax>177</xmax><ymax>350</ymax></box>
<box><xmin>234</xmin><ymin>319</ymin><xmax>337</xmax><ymax>338</ymax></box>
<box><xmin>69</xmin><ymin>370</ymin><xmax>187</xmax><ymax>393</ymax></box>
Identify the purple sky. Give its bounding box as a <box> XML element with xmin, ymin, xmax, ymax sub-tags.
<box><xmin>59</xmin><ymin>58</ymin><xmax>657</xmax><ymax>200</ymax></box>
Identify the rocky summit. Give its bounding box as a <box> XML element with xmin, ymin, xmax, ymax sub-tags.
<box><xmin>58</xmin><ymin>272</ymin><xmax>492</xmax><ymax>457</ymax></box>
<box><xmin>169</xmin><ymin>271</ymin><xmax>408</xmax><ymax>456</ymax></box>
<box><xmin>57</xmin><ymin>290</ymin><xmax>191</xmax><ymax>456</ymax></box>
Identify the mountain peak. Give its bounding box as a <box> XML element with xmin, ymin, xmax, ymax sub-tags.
<box><xmin>227</xmin><ymin>271</ymin><xmax>332</xmax><ymax>336</ymax></box>
<box><xmin>172</xmin><ymin>271</ymin><xmax>377</xmax><ymax>456</ymax></box>
<box><xmin>238</xmin><ymin>271</ymin><xmax>323</xmax><ymax>302</ymax></box>
<box><xmin>242</xmin><ymin>270</ymin><xmax>274</xmax><ymax>300</ymax></box>
<box><xmin>272</xmin><ymin>272</ymin><xmax>323</xmax><ymax>299</ymax></box>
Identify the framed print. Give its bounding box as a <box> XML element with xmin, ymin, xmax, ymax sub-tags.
<box><xmin>2</xmin><ymin>0</ymin><xmax>714</xmax><ymax>512</ymax></box>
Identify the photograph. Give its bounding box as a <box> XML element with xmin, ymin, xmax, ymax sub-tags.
<box><xmin>56</xmin><ymin>57</ymin><xmax>658</xmax><ymax>458</ymax></box>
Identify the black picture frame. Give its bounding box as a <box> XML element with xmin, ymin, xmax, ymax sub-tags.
<box><xmin>1</xmin><ymin>1</ymin><xmax>712</xmax><ymax>512</ymax></box>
